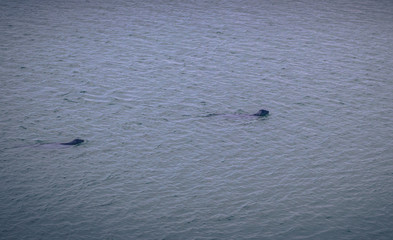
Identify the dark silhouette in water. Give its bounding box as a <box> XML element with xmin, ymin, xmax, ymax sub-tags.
<box><xmin>204</xmin><ymin>109</ymin><xmax>270</xmax><ymax>119</ymax></box>
<box><xmin>253</xmin><ymin>109</ymin><xmax>269</xmax><ymax>117</ymax></box>
<box><xmin>60</xmin><ymin>139</ymin><xmax>84</xmax><ymax>145</ymax></box>
<box><xmin>6</xmin><ymin>138</ymin><xmax>85</xmax><ymax>150</ymax></box>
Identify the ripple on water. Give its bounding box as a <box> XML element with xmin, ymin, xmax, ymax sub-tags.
<box><xmin>1</xmin><ymin>0</ymin><xmax>393</xmax><ymax>239</ymax></box>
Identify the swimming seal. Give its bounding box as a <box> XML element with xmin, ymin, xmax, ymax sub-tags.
<box><xmin>60</xmin><ymin>139</ymin><xmax>84</xmax><ymax>145</ymax></box>
<box><xmin>253</xmin><ymin>109</ymin><xmax>269</xmax><ymax>117</ymax></box>
<box><xmin>204</xmin><ymin>109</ymin><xmax>270</xmax><ymax>119</ymax></box>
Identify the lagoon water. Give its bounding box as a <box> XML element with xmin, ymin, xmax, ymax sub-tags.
<box><xmin>1</xmin><ymin>0</ymin><xmax>393</xmax><ymax>239</ymax></box>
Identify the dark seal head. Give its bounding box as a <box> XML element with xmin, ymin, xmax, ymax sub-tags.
<box><xmin>253</xmin><ymin>109</ymin><xmax>269</xmax><ymax>117</ymax></box>
<box><xmin>60</xmin><ymin>139</ymin><xmax>84</xmax><ymax>145</ymax></box>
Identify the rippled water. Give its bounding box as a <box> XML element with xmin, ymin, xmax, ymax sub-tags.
<box><xmin>1</xmin><ymin>0</ymin><xmax>393</xmax><ymax>239</ymax></box>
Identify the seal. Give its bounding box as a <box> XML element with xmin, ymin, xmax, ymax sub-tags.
<box><xmin>60</xmin><ymin>139</ymin><xmax>84</xmax><ymax>145</ymax></box>
<box><xmin>204</xmin><ymin>109</ymin><xmax>270</xmax><ymax>119</ymax></box>
<box><xmin>253</xmin><ymin>109</ymin><xmax>269</xmax><ymax>117</ymax></box>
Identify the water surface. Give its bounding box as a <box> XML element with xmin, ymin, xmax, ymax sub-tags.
<box><xmin>1</xmin><ymin>0</ymin><xmax>393</xmax><ymax>239</ymax></box>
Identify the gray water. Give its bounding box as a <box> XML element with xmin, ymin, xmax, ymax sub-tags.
<box><xmin>1</xmin><ymin>0</ymin><xmax>393</xmax><ymax>239</ymax></box>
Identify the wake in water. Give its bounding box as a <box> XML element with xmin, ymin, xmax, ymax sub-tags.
<box><xmin>4</xmin><ymin>138</ymin><xmax>85</xmax><ymax>150</ymax></box>
<box><xmin>203</xmin><ymin>109</ymin><xmax>270</xmax><ymax>119</ymax></box>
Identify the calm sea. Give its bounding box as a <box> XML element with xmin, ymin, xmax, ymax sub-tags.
<box><xmin>1</xmin><ymin>0</ymin><xmax>393</xmax><ymax>239</ymax></box>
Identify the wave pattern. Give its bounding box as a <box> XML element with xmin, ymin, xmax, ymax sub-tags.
<box><xmin>1</xmin><ymin>0</ymin><xmax>393</xmax><ymax>239</ymax></box>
